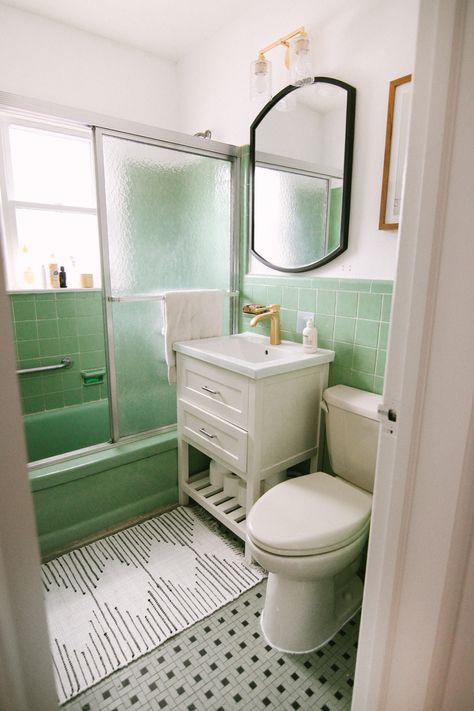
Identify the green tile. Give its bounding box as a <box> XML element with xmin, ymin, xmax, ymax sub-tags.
<box><xmin>318</xmin><ymin>338</ymin><xmax>334</xmax><ymax>351</ymax></box>
<box><xmin>328</xmin><ymin>364</ymin><xmax>352</xmax><ymax>387</ymax></box>
<box><xmin>35</xmin><ymin>300</ymin><xmax>57</xmax><ymax>320</ymax></box>
<box><xmin>338</xmin><ymin>279</ymin><xmax>371</xmax><ymax>292</ymax></box>
<box><xmin>355</xmin><ymin>320</ymin><xmax>380</xmax><ymax>348</ymax></box>
<box><xmin>382</xmin><ymin>295</ymin><xmax>392</xmax><ymax>322</ymax></box>
<box><xmin>333</xmin><ymin>341</ymin><xmax>354</xmax><ymax>368</ymax></box>
<box><xmin>79</xmin><ymin>351</ymin><xmax>106</xmax><ymax>369</ymax></box>
<box><xmin>39</xmin><ymin>338</ymin><xmax>61</xmax><ymax>357</ymax></box>
<box><xmin>19</xmin><ymin>375</ymin><xmax>43</xmax><ymax>398</ymax></box>
<box><xmin>267</xmin><ymin>285</ymin><xmax>283</xmax><ymax>304</ymax></box>
<box><xmin>373</xmin><ymin>376</ymin><xmax>385</xmax><ymax>394</ymax></box>
<box><xmin>76</xmin><ymin>316</ymin><xmax>104</xmax><ymax>336</ymax></box>
<box><xmin>22</xmin><ymin>395</ymin><xmax>45</xmax><ymax>414</ymax></box>
<box><xmin>37</xmin><ymin>319</ymin><xmax>59</xmax><ymax>339</ymax></box>
<box><xmin>17</xmin><ymin>340</ymin><xmax>41</xmax><ymax>359</ymax></box>
<box><xmin>63</xmin><ymin>389</ymin><xmax>83</xmax><ymax>406</ymax></box>
<box><xmin>317</xmin><ymin>290</ymin><xmax>336</xmax><ymax>315</ymax></box>
<box><xmin>44</xmin><ymin>392</ymin><xmax>64</xmax><ymax>410</ymax></box>
<box><xmin>56</xmin><ymin>298</ymin><xmax>77</xmax><ymax>317</ymax></box>
<box><xmin>60</xmin><ymin>336</ymin><xmax>80</xmax><ymax>353</ymax></box>
<box><xmin>13</xmin><ymin>300</ymin><xmax>36</xmax><ymax>321</ymax></box>
<box><xmin>370</xmin><ymin>280</ymin><xmax>393</xmax><ymax>294</ymax></box>
<box><xmin>83</xmin><ymin>387</ymin><xmax>100</xmax><ymax>403</ymax></box>
<box><xmin>41</xmin><ymin>371</ymin><xmax>63</xmax><ymax>394</ymax></box>
<box><xmin>34</xmin><ymin>292</ymin><xmax>55</xmax><ymax>301</ymax></box>
<box><xmin>15</xmin><ymin>320</ymin><xmax>38</xmax><ymax>341</ymax></box>
<box><xmin>75</xmin><ymin>293</ymin><xmax>102</xmax><ymax>317</ymax></box>
<box><xmin>334</xmin><ymin>317</ymin><xmax>356</xmax><ymax>343</ymax></box>
<box><xmin>58</xmin><ymin>318</ymin><xmax>78</xmax><ymax>337</ymax></box>
<box><xmin>349</xmin><ymin>371</ymin><xmax>375</xmax><ymax>392</ymax></box>
<box><xmin>311</xmin><ymin>277</ymin><xmax>340</xmax><ymax>290</ymax></box>
<box><xmin>251</xmin><ymin>285</ymin><xmax>267</xmax><ymax>304</ymax></box>
<box><xmin>62</xmin><ymin>369</ymin><xmax>82</xmax><ymax>390</ymax></box>
<box><xmin>298</xmin><ymin>288</ymin><xmax>316</xmax><ymax>312</ymax></box>
<box><xmin>358</xmin><ymin>293</ymin><xmax>382</xmax><ymax>321</ymax></box>
<box><xmin>78</xmin><ymin>334</ymin><xmax>105</xmax><ymax>352</ymax></box>
<box><xmin>10</xmin><ymin>293</ymin><xmax>34</xmax><ymax>302</ymax></box>
<box><xmin>280</xmin><ymin>308</ymin><xmax>297</xmax><ymax>333</ymax></box>
<box><xmin>282</xmin><ymin>287</ymin><xmax>299</xmax><ymax>309</ymax></box>
<box><xmin>375</xmin><ymin>349</ymin><xmax>387</xmax><ymax>377</ymax></box>
<box><xmin>314</xmin><ymin>315</ymin><xmax>334</xmax><ymax>340</ymax></box>
<box><xmin>379</xmin><ymin>322</ymin><xmax>390</xmax><ymax>349</ymax></box>
<box><xmin>336</xmin><ymin>292</ymin><xmax>358</xmax><ymax>317</ymax></box>
<box><xmin>352</xmin><ymin>345</ymin><xmax>377</xmax><ymax>374</ymax></box>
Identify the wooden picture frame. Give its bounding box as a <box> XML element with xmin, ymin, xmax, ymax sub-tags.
<box><xmin>379</xmin><ymin>74</ymin><xmax>412</xmax><ymax>230</ymax></box>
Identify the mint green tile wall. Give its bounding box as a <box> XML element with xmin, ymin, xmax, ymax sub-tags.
<box><xmin>10</xmin><ymin>290</ymin><xmax>108</xmax><ymax>414</ymax></box>
<box><xmin>239</xmin><ymin>275</ymin><xmax>392</xmax><ymax>395</ymax></box>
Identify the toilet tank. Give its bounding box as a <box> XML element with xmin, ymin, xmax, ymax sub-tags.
<box><xmin>323</xmin><ymin>385</ymin><xmax>382</xmax><ymax>493</ymax></box>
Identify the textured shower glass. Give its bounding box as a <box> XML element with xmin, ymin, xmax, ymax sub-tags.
<box><xmin>102</xmin><ymin>135</ymin><xmax>232</xmax><ymax>436</ymax></box>
<box><xmin>254</xmin><ymin>166</ymin><xmax>328</xmax><ymax>268</ymax></box>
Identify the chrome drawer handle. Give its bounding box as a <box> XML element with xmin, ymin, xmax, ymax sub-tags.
<box><xmin>199</xmin><ymin>427</ymin><xmax>216</xmax><ymax>439</ymax></box>
<box><xmin>201</xmin><ymin>385</ymin><xmax>220</xmax><ymax>395</ymax></box>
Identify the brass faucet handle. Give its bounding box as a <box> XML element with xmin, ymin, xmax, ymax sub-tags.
<box><xmin>268</xmin><ymin>304</ymin><xmax>281</xmax><ymax>313</ymax></box>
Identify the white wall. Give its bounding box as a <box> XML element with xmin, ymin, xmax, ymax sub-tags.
<box><xmin>0</xmin><ymin>4</ymin><xmax>178</xmax><ymax>128</ymax></box>
<box><xmin>177</xmin><ymin>0</ymin><xmax>419</xmax><ymax>279</ymax></box>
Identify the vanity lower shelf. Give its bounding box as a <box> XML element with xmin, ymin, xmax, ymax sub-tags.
<box><xmin>183</xmin><ymin>470</ymin><xmax>248</xmax><ymax>541</ymax></box>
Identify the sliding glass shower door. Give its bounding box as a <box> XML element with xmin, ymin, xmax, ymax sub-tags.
<box><xmin>94</xmin><ymin>130</ymin><xmax>236</xmax><ymax>439</ymax></box>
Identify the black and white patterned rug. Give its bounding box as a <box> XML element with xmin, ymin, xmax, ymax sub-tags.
<box><xmin>41</xmin><ymin>506</ymin><xmax>264</xmax><ymax>704</ymax></box>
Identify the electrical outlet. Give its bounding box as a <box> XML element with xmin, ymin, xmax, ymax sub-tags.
<box><xmin>296</xmin><ymin>310</ymin><xmax>314</xmax><ymax>334</ymax></box>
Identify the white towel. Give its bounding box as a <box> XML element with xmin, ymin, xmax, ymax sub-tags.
<box><xmin>161</xmin><ymin>289</ymin><xmax>225</xmax><ymax>384</ymax></box>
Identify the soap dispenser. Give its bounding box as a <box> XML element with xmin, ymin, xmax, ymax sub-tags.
<box><xmin>302</xmin><ymin>318</ymin><xmax>318</xmax><ymax>353</ymax></box>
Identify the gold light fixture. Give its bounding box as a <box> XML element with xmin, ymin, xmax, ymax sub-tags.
<box><xmin>250</xmin><ymin>26</ymin><xmax>313</xmax><ymax>101</ymax></box>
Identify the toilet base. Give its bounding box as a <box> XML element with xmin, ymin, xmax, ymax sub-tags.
<box><xmin>260</xmin><ymin>571</ymin><xmax>363</xmax><ymax>654</ymax></box>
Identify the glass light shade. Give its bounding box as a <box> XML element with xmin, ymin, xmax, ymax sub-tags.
<box><xmin>250</xmin><ymin>57</ymin><xmax>272</xmax><ymax>101</ymax></box>
<box><xmin>289</xmin><ymin>32</ymin><xmax>313</xmax><ymax>87</ymax></box>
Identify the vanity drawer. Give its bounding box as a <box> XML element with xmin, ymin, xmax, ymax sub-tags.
<box><xmin>178</xmin><ymin>355</ymin><xmax>249</xmax><ymax>428</ymax></box>
<box><xmin>179</xmin><ymin>400</ymin><xmax>247</xmax><ymax>473</ymax></box>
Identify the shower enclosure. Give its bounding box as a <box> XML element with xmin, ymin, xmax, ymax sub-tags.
<box><xmin>94</xmin><ymin>128</ymin><xmax>238</xmax><ymax>445</ymax></box>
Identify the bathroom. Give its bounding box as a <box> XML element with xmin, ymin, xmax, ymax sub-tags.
<box><xmin>0</xmin><ymin>0</ymin><xmax>472</xmax><ymax>709</ymax></box>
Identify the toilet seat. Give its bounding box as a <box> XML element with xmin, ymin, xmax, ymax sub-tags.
<box><xmin>247</xmin><ymin>472</ymin><xmax>372</xmax><ymax>557</ymax></box>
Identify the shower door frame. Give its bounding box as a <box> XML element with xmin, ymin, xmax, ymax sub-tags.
<box><xmin>93</xmin><ymin>126</ymin><xmax>240</xmax><ymax>443</ymax></box>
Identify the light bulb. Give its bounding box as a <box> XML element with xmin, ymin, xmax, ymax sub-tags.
<box><xmin>250</xmin><ymin>58</ymin><xmax>272</xmax><ymax>101</ymax></box>
<box><xmin>289</xmin><ymin>32</ymin><xmax>313</xmax><ymax>87</ymax></box>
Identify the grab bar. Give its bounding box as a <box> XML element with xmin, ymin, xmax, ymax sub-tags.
<box><xmin>17</xmin><ymin>357</ymin><xmax>73</xmax><ymax>376</ymax></box>
<box><xmin>108</xmin><ymin>290</ymin><xmax>239</xmax><ymax>303</ymax></box>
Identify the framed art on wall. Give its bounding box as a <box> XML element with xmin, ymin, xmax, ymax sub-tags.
<box><xmin>379</xmin><ymin>74</ymin><xmax>412</xmax><ymax>230</ymax></box>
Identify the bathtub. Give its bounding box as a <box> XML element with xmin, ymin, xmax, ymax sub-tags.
<box><xmin>23</xmin><ymin>400</ymin><xmax>110</xmax><ymax>462</ymax></box>
<box><xmin>27</xmin><ymin>403</ymin><xmax>209</xmax><ymax>558</ymax></box>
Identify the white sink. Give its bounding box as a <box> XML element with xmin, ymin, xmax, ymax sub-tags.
<box><xmin>173</xmin><ymin>333</ymin><xmax>335</xmax><ymax>379</ymax></box>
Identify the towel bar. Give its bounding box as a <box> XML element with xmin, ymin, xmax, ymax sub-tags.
<box><xmin>108</xmin><ymin>290</ymin><xmax>239</xmax><ymax>303</ymax></box>
<box><xmin>17</xmin><ymin>357</ymin><xmax>73</xmax><ymax>375</ymax></box>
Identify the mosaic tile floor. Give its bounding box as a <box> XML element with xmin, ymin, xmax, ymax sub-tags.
<box><xmin>61</xmin><ymin>508</ymin><xmax>359</xmax><ymax>710</ymax></box>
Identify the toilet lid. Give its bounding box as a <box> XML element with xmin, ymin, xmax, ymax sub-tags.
<box><xmin>247</xmin><ymin>472</ymin><xmax>372</xmax><ymax>556</ymax></box>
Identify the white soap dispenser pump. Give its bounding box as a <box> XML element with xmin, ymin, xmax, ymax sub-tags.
<box><xmin>302</xmin><ymin>318</ymin><xmax>318</xmax><ymax>353</ymax></box>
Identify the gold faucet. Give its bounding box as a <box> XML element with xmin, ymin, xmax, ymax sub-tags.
<box><xmin>249</xmin><ymin>304</ymin><xmax>281</xmax><ymax>345</ymax></box>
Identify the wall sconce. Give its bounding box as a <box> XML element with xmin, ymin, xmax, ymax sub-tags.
<box><xmin>250</xmin><ymin>26</ymin><xmax>313</xmax><ymax>101</ymax></box>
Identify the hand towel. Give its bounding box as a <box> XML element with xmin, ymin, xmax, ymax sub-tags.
<box><xmin>161</xmin><ymin>289</ymin><xmax>225</xmax><ymax>383</ymax></box>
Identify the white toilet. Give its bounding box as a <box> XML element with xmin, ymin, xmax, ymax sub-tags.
<box><xmin>246</xmin><ymin>384</ymin><xmax>381</xmax><ymax>654</ymax></box>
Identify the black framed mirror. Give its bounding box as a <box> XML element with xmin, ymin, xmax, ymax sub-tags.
<box><xmin>250</xmin><ymin>78</ymin><xmax>356</xmax><ymax>272</ymax></box>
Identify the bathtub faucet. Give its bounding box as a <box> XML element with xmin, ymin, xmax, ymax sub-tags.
<box><xmin>250</xmin><ymin>304</ymin><xmax>281</xmax><ymax>345</ymax></box>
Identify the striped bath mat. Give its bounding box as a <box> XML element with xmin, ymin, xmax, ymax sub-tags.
<box><xmin>42</xmin><ymin>506</ymin><xmax>264</xmax><ymax>704</ymax></box>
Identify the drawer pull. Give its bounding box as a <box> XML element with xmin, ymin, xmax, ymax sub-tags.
<box><xmin>201</xmin><ymin>385</ymin><xmax>220</xmax><ymax>396</ymax></box>
<box><xmin>199</xmin><ymin>427</ymin><xmax>217</xmax><ymax>439</ymax></box>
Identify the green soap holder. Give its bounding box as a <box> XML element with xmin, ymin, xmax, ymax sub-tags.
<box><xmin>80</xmin><ymin>367</ymin><xmax>106</xmax><ymax>386</ymax></box>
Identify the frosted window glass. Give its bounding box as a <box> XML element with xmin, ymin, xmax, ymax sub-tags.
<box><xmin>9</xmin><ymin>126</ymin><xmax>95</xmax><ymax>207</ymax></box>
<box><xmin>254</xmin><ymin>167</ymin><xmax>328</xmax><ymax>268</ymax></box>
<box><xmin>101</xmin><ymin>135</ymin><xmax>232</xmax><ymax>436</ymax></box>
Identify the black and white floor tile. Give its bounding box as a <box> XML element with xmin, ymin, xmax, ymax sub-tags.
<box><xmin>63</xmin><ymin>577</ymin><xmax>359</xmax><ymax>711</ymax></box>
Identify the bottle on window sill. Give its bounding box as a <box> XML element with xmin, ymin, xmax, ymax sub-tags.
<box><xmin>59</xmin><ymin>266</ymin><xmax>67</xmax><ymax>288</ymax></box>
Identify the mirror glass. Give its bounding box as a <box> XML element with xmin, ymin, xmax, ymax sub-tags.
<box><xmin>250</xmin><ymin>78</ymin><xmax>356</xmax><ymax>272</ymax></box>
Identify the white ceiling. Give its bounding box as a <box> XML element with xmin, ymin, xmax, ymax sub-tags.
<box><xmin>0</xmin><ymin>0</ymin><xmax>257</xmax><ymax>60</ymax></box>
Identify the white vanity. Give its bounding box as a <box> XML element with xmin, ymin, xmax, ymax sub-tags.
<box><xmin>174</xmin><ymin>333</ymin><xmax>334</xmax><ymax>556</ymax></box>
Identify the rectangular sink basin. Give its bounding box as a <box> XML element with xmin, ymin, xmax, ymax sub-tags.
<box><xmin>174</xmin><ymin>333</ymin><xmax>334</xmax><ymax>379</ymax></box>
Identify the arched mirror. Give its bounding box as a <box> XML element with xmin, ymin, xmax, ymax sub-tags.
<box><xmin>250</xmin><ymin>78</ymin><xmax>356</xmax><ymax>272</ymax></box>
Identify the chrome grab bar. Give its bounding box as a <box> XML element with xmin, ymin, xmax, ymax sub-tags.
<box><xmin>17</xmin><ymin>357</ymin><xmax>73</xmax><ymax>376</ymax></box>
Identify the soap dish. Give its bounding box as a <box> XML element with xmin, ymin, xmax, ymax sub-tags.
<box><xmin>242</xmin><ymin>304</ymin><xmax>268</xmax><ymax>314</ymax></box>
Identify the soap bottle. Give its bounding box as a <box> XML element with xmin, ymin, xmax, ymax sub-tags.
<box><xmin>302</xmin><ymin>318</ymin><xmax>318</xmax><ymax>353</ymax></box>
<box><xmin>59</xmin><ymin>266</ymin><xmax>67</xmax><ymax>288</ymax></box>
<box><xmin>48</xmin><ymin>255</ymin><xmax>59</xmax><ymax>288</ymax></box>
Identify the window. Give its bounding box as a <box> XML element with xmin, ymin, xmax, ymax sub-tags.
<box><xmin>0</xmin><ymin>116</ymin><xmax>101</xmax><ymax>290</ymax></box>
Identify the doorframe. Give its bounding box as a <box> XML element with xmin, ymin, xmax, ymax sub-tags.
<box><xmin>352</xmin><ymin>0</ymin><xmax>474</xmax><ymax>707</ymax></box>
